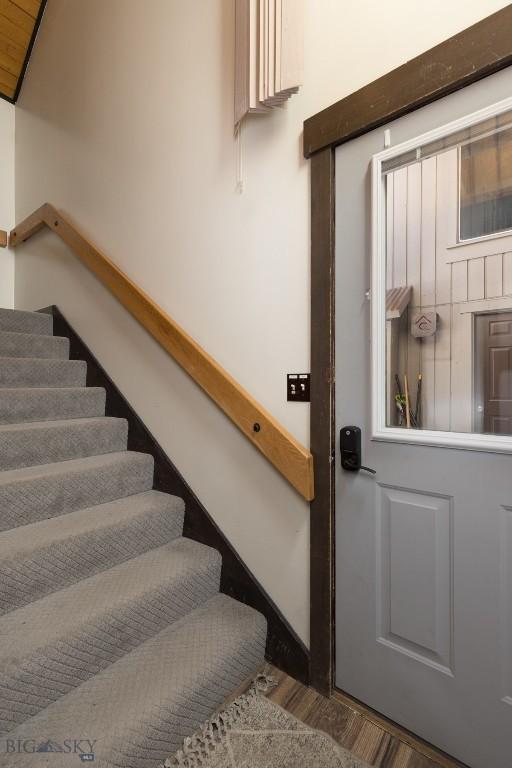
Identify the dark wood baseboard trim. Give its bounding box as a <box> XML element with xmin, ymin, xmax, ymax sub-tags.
<box><xmin>40</xmin><ymin>305</ymin><xmax>310</xmax><ymax>685</ymax></box>
<box><xmin>304</xmin><ymin>5</ymin><xmax>512</xmax><ymax>157</ymax></box>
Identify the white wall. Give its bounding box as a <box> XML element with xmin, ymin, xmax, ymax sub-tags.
<box><xmin>0</xmin><ymin>98</ymin><xmax>14</xmax><ymax>308</ymax></box>
<box><xmin>13</xmin><ymin>0</ymin><xmax>510</xmax><ymax>643</ymax></box>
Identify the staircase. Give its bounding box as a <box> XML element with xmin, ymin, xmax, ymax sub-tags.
<box><xmin>0</xmin><ymin>307</ymin><xmax>267</xmax><ymax>767</ymax></box>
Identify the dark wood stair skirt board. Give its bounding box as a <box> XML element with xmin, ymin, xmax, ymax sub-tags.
<box><xmin>38</xmin><ymin>305</ymin><xmax>309</xmax><ymax>685</ymax></box>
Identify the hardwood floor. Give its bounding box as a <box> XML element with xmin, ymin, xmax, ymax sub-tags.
<box><xmin>241</xmin><ymin>664</ymin><xmax>466</xmax><ymax>768</ymax></box>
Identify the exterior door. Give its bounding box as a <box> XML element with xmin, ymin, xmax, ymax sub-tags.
<box><xmin>335</xmin><ymin>68</ymin><xmax>512</xmax><ymax>768</ymax></box>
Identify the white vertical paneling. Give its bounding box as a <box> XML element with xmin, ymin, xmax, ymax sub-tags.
<box><xmin>407</xmin><ymin>333</ymin><xmax>421</xmax><ymax>423</ymax></box>
<box><xmin>420</xmin><ymin>306</ymin><xmax>436</xmax><ymax>431</ymax></box>
<box><xmin>434</xmin><ymin>305</ymin><xmax>451</xmax><ymax>431</ymax></box>
<box><xmin>485</xmin><ymin>253</ymin><xmax>503</xmax><ymax>298</ymax></box>
<box><xmin>468</xmin><ymin>258</ymin><xmax>485</xmax><ymax>300</ymax></box>
<box><xmin>393</xmin><ymin>167</ymin><xmax>408</xmax><ymax>288</ymax></box>
<box><xmin>421</xmin><ymin>158</ymin><xmax>437</xmax><ymax>307</ymax></box>
<box><xmin>386</xmin><ymin>174</ymin><xmax>394</xmax><ymax>290</ymax></box>
<box><xmin>451</xmin><ymin>261</ymin><xmax>468</xmax><ymax>303</ymax></box>
<box><xmin>435</xmin><ymin>149</ymin><xmax>457</xmax><ymax>306</ymax></box>
<box><xmin>503</xmin><ymin>252</ymin><xmax>512</xmax><ymax>295</ymax></box>
<box><xmin>397</xmin><ymin>311</ymin><xmax>408</xmax><ymax>402</ymax></box>
<box><xmin>407</xmin><ymin>162</ymin><xmax>422</xmax><ymax>306</ymax></box>
<box><xmin>405</xmin><ymin>163</ymin><xmax>421</xmax><ymax>416</ymax></box>
<box><xmin>386</xmin><ymin>320</ymin><xmax>395</xmax><ymax>426</ymax></box>
<box><xmin>450</xmin><ymin>306</ymin><xmax>472</xmax><ymax>432</ymax></box>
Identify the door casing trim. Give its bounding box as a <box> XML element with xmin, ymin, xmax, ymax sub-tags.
<box><xmin>307</xmin><ymin>5</ymin><xmax>512</xmax><ymax>697</ymax></box>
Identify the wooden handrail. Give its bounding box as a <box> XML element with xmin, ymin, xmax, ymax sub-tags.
<box><xmin>0</xmin><ymin>230</ymin><xmax>7</xmax><ymax>247</ymax></box>
<box><xmin>10</xmin><ymin>204</ymin><xmax>314</xmax><ymax>500</ymax></box>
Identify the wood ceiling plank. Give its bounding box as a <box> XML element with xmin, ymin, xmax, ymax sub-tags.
<box><xmin>0</xmin><ymin>0</ymin><xmax>43</xmax><ymax>101</ymax></box>
<box><xmin>0</xmin><ymin>63</ymin><xmax>18</xmax><ymax>90</ymax></box>
<box><xmin>11</xmin><ymin>0</ymin><xmax>38</xmax><ymax>18</ymax></box>
<box><xmin>0</xmin><ymin>71</ymin><xmax>16</xmax><ymax>98</ymax></box>
<box><xmin>10</xmin><ymin>0</ymin><xmax>39</xmax><ymax>19</ymax></box>
<box><xmin>0</xmin><ymin>0</ymin><xmax>36</xmax><ymax>35</ymax></box>
<box><xmin>0</xmin><ymin>10</ymin><xmax>31</xmax><ymax>48</ymax></box>
<box><xmin>0</xmin><ymin>44</ymin><xmax>22</xmax><ymax>76</ymax></box>
<box><xmin>0</xmin><ymin>85</ymin><xmax>17</xmax><ymax>99</ymax></box>
<box><xmin>0</xmin><ymin>31</ymin><xmax>25</xmax><ymax>65</ymax></box>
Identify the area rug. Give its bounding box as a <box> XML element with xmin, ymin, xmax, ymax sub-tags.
<box><xmin>162</xmin><ymin>675</ymin><xmax>371</xmax><ymax>768</ymax></box>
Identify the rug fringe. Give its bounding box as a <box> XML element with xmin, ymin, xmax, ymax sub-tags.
<box><xmin>161</xmin><ymin>673</ymin><xmax>277</xmax><ymax>768</ymax></box>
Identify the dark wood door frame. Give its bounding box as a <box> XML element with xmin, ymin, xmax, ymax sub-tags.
<box><xmin>307</xmin><ymin>4</ymin><xmax>512</xmax><ymax>697</ymax></box>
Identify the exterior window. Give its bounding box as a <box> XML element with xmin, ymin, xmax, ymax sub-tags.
<box><xmin>459</xmin><ymin>126</ymin><xmax>512</xmax><ymax>241</ymax></box>
<box><xmin>374</xmin><ymin>99</ymin><xmax>512</xmax><ymax>451</ymax></box>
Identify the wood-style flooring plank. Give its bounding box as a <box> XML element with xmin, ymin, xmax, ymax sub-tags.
<box><xmin>235</xmin><ymin>664</ymin><xmax>465</xmax><ymax>768</ymax></box>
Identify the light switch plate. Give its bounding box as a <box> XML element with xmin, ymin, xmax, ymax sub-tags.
<box><xmin>287</xmin><ymin>373</ymin><xmax>310</xmax><ymax>402</ymax></box>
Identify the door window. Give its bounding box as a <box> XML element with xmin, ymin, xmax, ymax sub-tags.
<box><xmin>373</xmin><ymin>98</ymin><xmax>512</xmax><ymax>449</ymax></box>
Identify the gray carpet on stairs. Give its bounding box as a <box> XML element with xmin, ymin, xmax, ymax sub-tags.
<box><xmin>0</xmin><ymin>417</ymin><xmax>129</xmax><ymax>470</ymax></box>
<box><xmin>0</xmin><ymin>357</ymin><xmax>87</xmax><ymax>388</ymax></box>
<box><xmin>0</xmin><ymin>452</ymin><xmax>155</xmax><ymax>531</ymax></box>
<box><xmin>0</xmin><ymin>330</ymin><xmax>69</xmax><ymax>360</ymax></box>
<box><xmin>0</xmin><ymin>387</ymin><xmax>106</xmax><ymax>424</ymax></box>
<box><xmin>0</xmin><ymin>308</ymin><xmax>266</xmax><ymax>768</ymax></box>
<box><xmin>0</xmin><ymin>491</ymin><xmax>185</xmax><ymax>614</ymax></box>
<box><xmin>0</xmin><ymin>308</ymin><xmax>53</xmax><ymax>336</ymax></box>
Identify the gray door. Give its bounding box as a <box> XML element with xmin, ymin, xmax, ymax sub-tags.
<box><xmin>335</xmin><ymin>68</ymin><xmax>512</xmax><ymax>768</ymax></box>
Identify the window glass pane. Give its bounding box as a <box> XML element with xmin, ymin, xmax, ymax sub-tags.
<box><xmin>460</xmin><ymin>126</ymin><xmax>512</xmax><ymax>240</ymax></box>
<box><xmin>383</xmin><ymin>148</ymin><xmax>512</xmax><ymax>436</ymax></box>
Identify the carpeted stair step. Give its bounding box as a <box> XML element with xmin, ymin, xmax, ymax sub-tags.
<box><xmin>0</xmin><ymin>417</ymin><xmax>128</xmax><ymax>471</ymax></box>
<box><xmin>0</xmin><ymin>308</ymin><xmax>52</xmax><ymax>336</ymax></box>
<box><xmin>0</xmin><ymin>451</ymin><xmax>154</xmax><ymax>532</ymax></box>
<box><xmin>0</xmin><ymin>330</ymin><xmax>69</xmax><ymax>360</ymax></box>
<box><xmin>0</xmin><ymin>539</ymin><xmax>222</xmax><ymax>733</ymax></box>
<box><xmin>0</xmin><ymin>305</ymin><xmax>269</xmax><ymax>767</ymax></box>
<box><xmin>2</xmin><ymin>594</ymin><xmax>267</xmax><ymax>768</ymax></box>
<box><xmin>0</xmin><ymin>386</ymin><xmax>106</xmax><ymax>424</ymax></box>
<box><xmin>0</xmin><ymin>491</ymin><xmax>185</xmax><ymax>614</ymax></box>
<box><xmin>0</xmin><ymin>357</ymin><xmax>86</xmax><ymax>388</ymax></box>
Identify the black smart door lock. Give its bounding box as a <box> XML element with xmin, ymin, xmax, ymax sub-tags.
<box><xmin>340</xmin><ymin>426</ymin><xmax>376</xmax><ymax>474</ymax></box>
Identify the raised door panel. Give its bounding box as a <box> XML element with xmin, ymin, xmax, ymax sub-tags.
<box><xmin>377</xmin><ymin>485</ymin><xmax>453</xmax><ymax>674</ymax></box>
